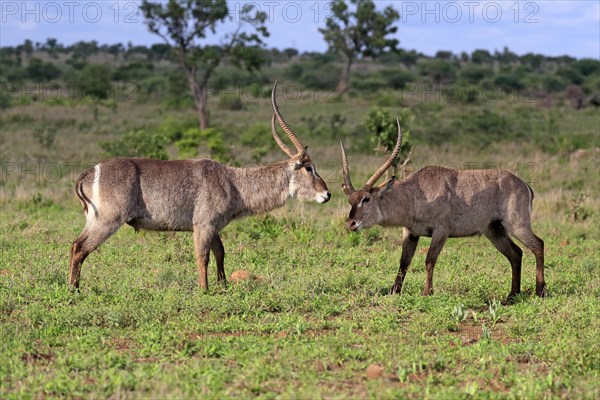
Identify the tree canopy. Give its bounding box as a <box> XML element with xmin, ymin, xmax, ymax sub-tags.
<box><xmin>319</xmin><ymin>0</ymin><xmax>399</xmax><ymax>94</ymax></box>
<box><xmin>140</xmin><ymin>0</ymin><xmax>268</xmax><ymax>129</ymax></box>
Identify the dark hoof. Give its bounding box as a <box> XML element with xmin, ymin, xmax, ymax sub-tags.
<box><xmin>505</xmin><ymin>292</ymin><xmax>520</xmax><ymax>304</ymax></box>
<box><xmin>536</xmin><ymin>285</ymin><xmax>547</xmax><ymax>298</ymax></box>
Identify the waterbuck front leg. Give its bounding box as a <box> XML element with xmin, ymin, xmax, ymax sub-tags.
<box><xmin>193</xmin><ymin>225</ymin><xmax>213</xmax><ymax>291</ymax></box>
<box><xmin>422</xmin><ymin>231</ymin><xmax>448</xmax><ymax>296</ymax></box>
<box><xmin>210</xmin><ymin>234</ymin><xmax>226</xmax><ymax>285</ymax></box>
<box><xmin>390</xmin><ymin>229</ymin><xmax>420</xmax><ymax>294</ymax></box>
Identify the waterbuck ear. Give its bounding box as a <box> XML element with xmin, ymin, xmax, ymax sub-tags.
<box><xmin>293</xmin><ymin>146</ymin><xmax>309</xmax><ymax>170</ymax></box>
<box><xmin>380</xmin><ymin>176</ymin><xmax>396</xmax><ymax>194</ymax></box>
<box><xmin>299</xmin><ymin>146</ymin><xmax>308</xmax><ymax>160</ymax></box>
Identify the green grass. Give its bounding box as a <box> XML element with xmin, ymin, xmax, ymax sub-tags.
<box><xmin>1</xmin><ymin>192</ymin><xmax>599</xmax><ymax>397</ymax></box>
<box><xmin>1</xmin><ymin>97</ymin><xmax>599</xmax><ymax>398</ymax></box>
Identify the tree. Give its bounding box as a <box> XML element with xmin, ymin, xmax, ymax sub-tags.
<box><xmin>435</xmin><ymin>50</ymin><xmax>453</xmax><ymax>60</ymax></box>
<box><xmin>471</xmin><ymin>49</ymin><xmax>493</xmax><ymax>64</ymax></box>
<box><xmin>26</xmin><ymin>58</ymin><xmax>61</xmax><ymax>82</ymax></box>
<box><xmin>141</xmin><ymin>0</ymin><xmax>268</xmax><ymax>129</ymax></box>
<box><xmin>22</xmin><ymin>40</ymin><xmax>34</xmax><ymax>59</ymax></box>
<box><xmin>80</xmin><ymin>64</ymin><xmax>112</xmax><ymax>100</ymax></box>
<box><xmin>364</xmin><ymin>107</ymin><xmax>413</xmax><ymax>177</ymax></box>
<box><xmin>43</xmin><ymin>38</ymin><xmax>62</xmax><ymax>58</ymax></box>
<box><xmin>319</xmin><ymin>0</ymin><xmax>399</xmax><ymax>95</ymax></box>
<box><xmin>418</xmin><ymin>59</ymin><xmax>457</xmax><ymax>85</ymax></box>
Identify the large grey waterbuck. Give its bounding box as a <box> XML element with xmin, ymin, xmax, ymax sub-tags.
<box><xmin>340</xmin><ymin>120</ymin><xmax>546</xmax><ymax>300</ymax></box>
<box><xmin>69</xmin><ymin>82</ymin><xmax>331</xmax><ymax>290</ymax></box>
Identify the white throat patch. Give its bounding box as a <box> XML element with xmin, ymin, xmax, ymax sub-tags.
<box><xmin>288</xmin><ymin>177</ymin><xmax>297</xmax><ymax>197</ymax></box>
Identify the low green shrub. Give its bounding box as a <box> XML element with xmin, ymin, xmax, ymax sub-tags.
<box><xmin>100</xmin><ymin>129</ymin><xmax>168</xmax><ymax>159</ymax></box>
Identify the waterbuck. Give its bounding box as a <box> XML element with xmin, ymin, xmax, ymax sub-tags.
<box><xmin>340</xmin><ymin>120</ymin><xmax>546</xmax><ymax>299</ymax></box>
<box><xmin>69</xmin><ymin>82</ymin><xmax>331</xmax><ymax>290</ymax></box>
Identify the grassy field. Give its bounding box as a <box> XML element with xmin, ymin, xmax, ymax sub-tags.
<box><xmin>1</xmin><ymin>95</ymin><xmax>599</xmax><ymax>398</ymax></box>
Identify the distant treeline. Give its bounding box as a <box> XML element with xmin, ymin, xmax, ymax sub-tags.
<box><xmin>1</xmin><ymin>38</ymin><xmax>598</xmax><ymax>108</ymax></box>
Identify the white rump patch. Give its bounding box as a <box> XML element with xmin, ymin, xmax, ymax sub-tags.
<box><xmin>87</xmin><ymin>164</ymin><xmax>101</xmax><ymax>221</ymax></box>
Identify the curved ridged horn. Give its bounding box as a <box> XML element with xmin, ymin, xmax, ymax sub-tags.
<box><xmin>271</xmin><ymin>80</ymin><xmax>304</xmax><ymax>153</ymax></box>
<box><xmin>271</xmin><ymin>114</ymin><xmax>295</xmax><ymax>157</ymax></box>
<box><xmin>340</xmin><ymin>140</ymin><xmax>355</xmax><ymax>195</ymax></box>
<box><xmin>363</xmin><ymin>118</ymin><xmax>403</xmax><ymax>191</ymax></box>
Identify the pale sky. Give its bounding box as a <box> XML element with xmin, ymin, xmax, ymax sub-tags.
<box><xmin>1</xmin><ymin>1</ymin><xmax>598</xmax><ymax>59</ymax></box>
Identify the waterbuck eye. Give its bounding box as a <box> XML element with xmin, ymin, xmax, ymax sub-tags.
<box><xmin>363</xmin><ymin>197</ymin><xmax>370</xmax><ymax>203</ymax></box>
<box><xmin>305</xmin><ymin>166</ymin><xmax>313</xmax><ymax>173</ymax></box>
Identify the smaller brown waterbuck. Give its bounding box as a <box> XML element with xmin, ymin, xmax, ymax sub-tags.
<box><xmin>69</xmin><ymin>81</ymin><xmax>331</xmax><ymax>290</ymax></box>
<box><xmin>340</xmin><ymin>120</ymin><xmax>546</xmax><ymax>299</ymax></box>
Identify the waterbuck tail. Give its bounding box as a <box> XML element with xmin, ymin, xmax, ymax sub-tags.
<box><xmin>75</xmin><ymin>170</ymin><xmax>93</xmax><ymax>215</ymax></box>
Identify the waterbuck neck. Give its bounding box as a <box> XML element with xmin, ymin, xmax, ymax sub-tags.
<box><xmin>228</xmin><ymin>160</ymin><xmax>294</xmax><ymax>217</ymax></box>
<box><xmin>378</xmin><ymin>179</ymin><xmax>412</xmax><ymax>226</ymax></box>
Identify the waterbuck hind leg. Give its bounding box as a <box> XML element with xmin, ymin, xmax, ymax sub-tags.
<box><xmin>69</xmin><ymin>233</ymin><xmax>88</xmax><ymax>290</ymax></box>
<box><xmin>211</xmin><ymin>234</ymin><xmax>226</xmax><ymax>285</ymax></box>
<box><xmin>506</xmin><ymin>224</ymin><xmax>546</xmax><ymax>298</ymax></box>
<box><xmin>484</xmin><ymin>223</ymin><xmax>524</xmax><ymax>301</ymax></box>
<box><xmin>422</xmin><ymin>232</ymin><xmax>448</xmax><ymax>296</ymax></box>
<box><xmin>193</xmin><ymin>226</ymin><xmax>213</xmax><ymax>291</ymax></box>
<box><xmin>391</xmin><ymin>230</ymin><xmax>420</xmax><ymax>295</ymax></box>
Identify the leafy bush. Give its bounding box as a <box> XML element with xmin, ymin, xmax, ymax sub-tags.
<box><xmin>471</xmin><ymin>49</ymin><xmax>493</xmax><ymax>64</ymax></box>
<box><xmin>175</xmin><ymin>127</ymin><xmax>233</xmax><ymax>163</ymax></box>
<box><xmin>299</xmin><ymin>65</ymin><xmax>340</xmax><ymax>90</ymax></box>
<box><xmin>283</xmin><ymin>63</ymin><xmax>304</xmax><ymax>81</ymax></box>
<box><xmin>218</xmin><ymin>95</ymin><xmax>244</xmax><ymax>110</ymax></box>
<box><xmin>100</xmin><ymin>130</ymin><xmax>168</xmax><ymax>159</ymax></box>
<box><xmin>494</xmin><ymin>73</ymin><xmax>525</xmax><ymax>92</ymax></box>
<box><xmin>454</xmin><ymin>108</ymin><xmax>512</xmax><ymax>146</ymax></box>
<box><xmin>379</xmin><ymin>69</ymin><xmax>416</xmax><ymax>89</ymax></box>
<box><xmin>137</xmin><ymin>75</ymin><xmax>169</xmax><ymax>100</ymax></box>
<box><xmin>112</xmin><ymin>61</ymin><xmax>154</xmax><ymax>81</ymax></box>
<box><xmin>363</xmin><ymin>107</ymin><xmax>413</xmax><ymax>173</ymax></box>
<box><xmin>175</xmin><ymin>128</ymin><xmax>202</xmax><ymax>158</ymax></box>
<box><xmin>571</xmin><ymin>58</ymin><xmax>600</xmax><ymax>77</ymax></box>
<box><xmin>158</xmin><ymin>115</ymin><xmax>198</xmax><ymax>143</ymax></box>
<box><xmin>442</xmin><ymin>84</ymin><xmax>480</xmax><ymax>104</ymax></box>
<box><xmin>556</xmin><ymin>68</ymin><xmax>584</xmax><ymax>85</ymax></box>
<box><xmin>26</xmin><ymin>58</ymin><xmax>61</xmax><ymax>82</ymax></box>
<box><xmin>351</xmin><ymin>74</ymin><xmax>387</xmax><ymax>92</ymax></box>
<box><xmin>283</xmin><ymin>59</ymin><xmax>339</xmax><ymax>89</ymax></box>
<box><xmin>542</xmin><ymin>75</ymin><xmax>567</xmax><ymax>93</ymax></box>
<box><xmin>164</xmin><ymin>70</ymin><xmax>193</xmax><ymax>108</ymax></box>
<box><xmin>459</xmin><ymin>65</ymin><xmax>493</xmax><ymax>83</ymax></box>
<box><xmin>240</xmin><ymin>123</ymin><xmax>276</xmax><ymax>162</ymax></box>
<box><xmin>79</xmin><ymin>64</ymin><xmax>113</xmax><ymax>100</ymax></box>
<box><xmin>418</xmin><ymin>59</ymin><xmax>457</xmax><ymax>84</ymax></box>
